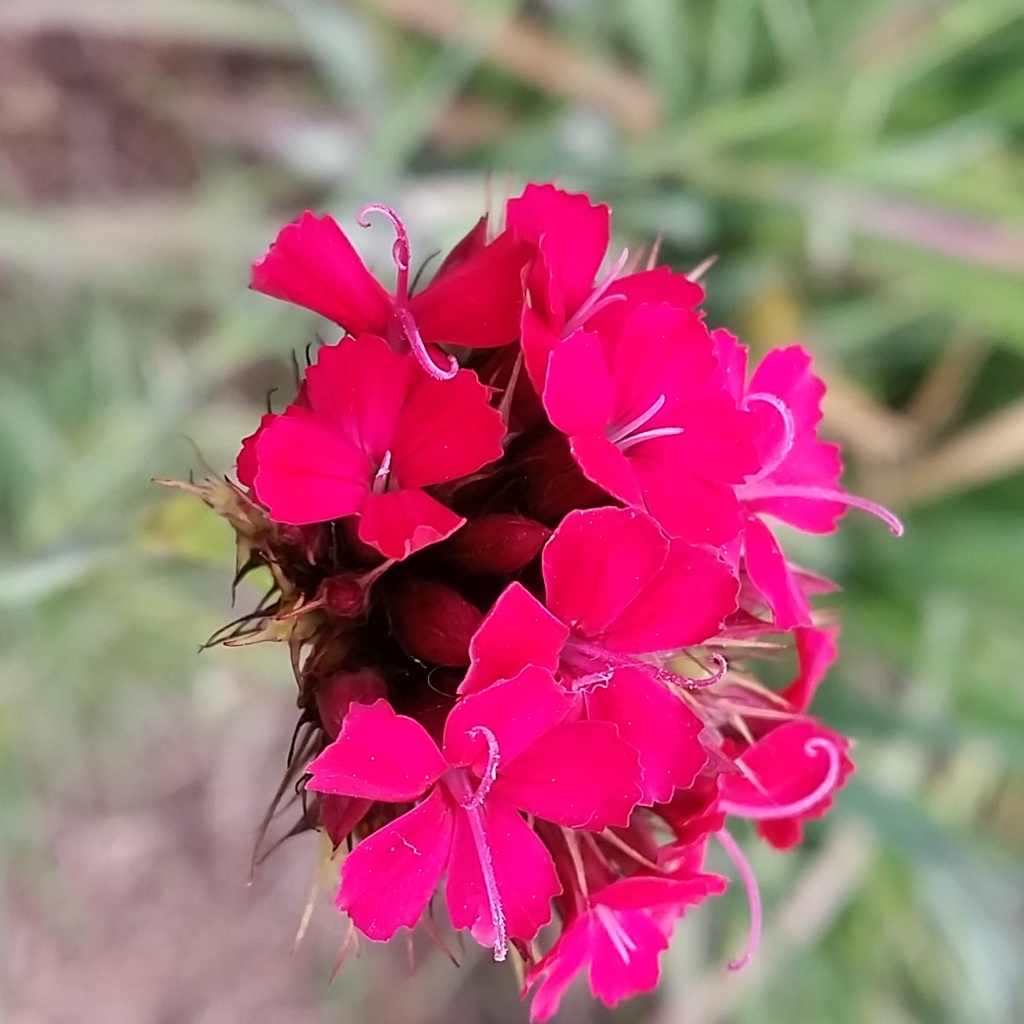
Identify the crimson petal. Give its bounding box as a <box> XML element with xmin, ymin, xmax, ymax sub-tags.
<box><xmin>495</xmin><ymin>719</ymin><xmax>642</xmax><ymax>830</ymax></box>
<box><xmin>251</xmin><ymin>211</ymin><xmax>393</xmax><ymax>335</ymax></box>
<box><xmin>336</xmin><ymin>787</ymin><xmax>455</xmax><ymax>940</ymax></box>
<box><xmin>306</xmin><ymin>699</ymin><xmax>446</xmax><ymax>802</ymax></box>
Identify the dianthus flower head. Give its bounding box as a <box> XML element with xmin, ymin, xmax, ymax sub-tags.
<box><xmin>169</xmin><ymin>180</ymin><xmax>903</xmax><ymax>1021</ymax></box>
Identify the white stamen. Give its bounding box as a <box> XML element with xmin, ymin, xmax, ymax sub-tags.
<box><xmin>372</xmin><ymin>450</ymin><xmax>393</xmax><ymax>494</ymax></box>
<box><xmin>736</xmin><ymin>482</ymin><xmax>904</xmax><ymax>536</ymax></box>
<box><xmin>606</xmin><ymin>391</ymin><xmax>671</xmax><ymax>444</ymax></box>
<box><xmin>594</xmin><ymin>904</ymin><xmax>638</xmax><ymax>964</ymax></box>
<box><xmin>563</xmin><ymin>247</ymin><xmax>631</xmax><ymax>335</ymax></box>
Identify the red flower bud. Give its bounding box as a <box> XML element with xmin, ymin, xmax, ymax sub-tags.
<box><xmin>316</xmin><ymin>793</ymin><xmax>371</xmax><ymax>847</ymax></box>
<box><xmin>315</xmin><ymin>668</ymin><xmax>388</xmax><ymax>738</ymax></box>
<box><xmin>319</xmin><ymin>574</ymin><xmax>371</xmax><ymax>619</ymax></box>
<box><xmin>449</xmin><ymin>514</ymin><xmax>551</xmax><ymax>574</ymax></box>
<box><xmin>391</xmin><ymin>582</ymin><xmax>483</xmax><ymax>667</ymax></box>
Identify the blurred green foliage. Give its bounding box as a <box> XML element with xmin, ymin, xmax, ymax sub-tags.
<box><xmin>1</xmin><ymin>0</ymin><xmax>1023</xmax><ymax>1021</ymax></box>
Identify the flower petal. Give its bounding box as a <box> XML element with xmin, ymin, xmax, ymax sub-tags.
<box><xmin>742</xmin><ymin>512</ymin><xmax>811</xmax><ymax>629</ymax></box>
<box><xmin>520</xmin><ymin>303</ymin><xmax>563</xmax><ymax>395</ymax></box>
<box><xmin>236</xmin><ymin>412</ymin><xmax>274</xmax><ymax>490</ymax></box>
<box><xmin>600</xmin><ymin>541</ymin><xmax>738</xmax><ymax>652</ymax></box>
<box><xmin>461</xmin><ymin>582</ymin><xmax>569</xmax><ymax>694</ymax></box>
<box><xmin>251</xmin><ymin>211</ymin><xmax>393</xmax><ymax>334</ymax></box>
<box><xmin>253</xmin><ymin>413</ymin><xmax>370</xmax><ymax>525</ymax></box>
<box><xmin>569</xmin><ymin>433</ymin><xmax>645</xmax><ymax>508</ymax></box>
<box><xmin>304</xmin><ymin>336</ymin><xmax>416</xmax><ymax>459</ymax></box>
<box><xmin>542</xmin><ymin>328</ymin><xmax>613</xmax><ymax>436</ymax></box>
<box><xmin>781</xmin><ymin>625</ymin><xmax>839</xmax><ymax>712</ymax></box>
<box><xmin>584</xmin><ymin>267</ymin><xmax>705</xmax><ymax>338</ymax></box>
<box><xmin>446</xmin><ymin>796</ymin><xmax>560</xmax><ymax>947</ymax></box>
<box><xmin>525</xmin><ymin>914</ymin><xmax>592</xmax><ymax>1021</ymax></box>
<box><xmin>390</xmin><ymin>366</ymin><xmax>506</xmax><ymax>487</ymax></box>
<box><xmin>495</xmin><ymin>719</ymin><xmax>642</xmax><ymax>829</ymax></box>
<box><xmin>336</xmin><ymin>787</ymin><xmax>455</xmax><ymax>940</ymax></box>
<box><xmin>605</xmin><ymin>304</ymin><xmax>717</xmax><ymax>427</ymax></box>
<box><xmin>629</xmin><ymin>446</ymin><xmax>746</xmax><ymax>546</ymax></box>
<box><xmin>585</xmin><ymin>666</ymin><xmax>708</xmax><ymax>804</ymax></box>
<box><xmin>358</xmin><ymin>489</ymin><xmax>465</xmax><ymax>561</ymax></box>
<box><xmin>506</xmin><ymin>183</ymin><xmax>610</xmax><ymax>320</ymax></box>
<box><xmin>719</xmin><ymin>720</ymin><xmax>854</xmax><ymax>847</ymax></box>
<box><xmin>543</xmin><ymin>507</ymin><xmax>667</xmax><ymax>640</ymax></box>
<box><xmin>410</xmin><ymin>231</ymin><xmax>529</xmax><ymax>348</ymax></box>
<box><xmin>305</xmin><ymin>699</ymin><xmax>447</xmax><ymax>802</ymax></box>
<box><xmin>445</xmin><ymin>665</ymin><xmax>573</xmax><ymax>768</ymax></box>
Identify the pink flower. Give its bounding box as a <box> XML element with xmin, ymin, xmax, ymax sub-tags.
<box><xmin>463</xmin><ymin>507</ymin><xmax>737</xmax><ymax>804</ymax></box>
<box><xmin>251</xmin><ymin>206</ymin><xmax>530</xmax><ymax>379</ymax></box>
<box><xmin>716</xmin><ymin>334</ymin><xmax>903</xmax><ymax>626</ymax></box>
<box><xmin>183</xmin><ymin>180</ymin><xmax>905</xmax><ymax>1016</ymax></box>
<box><xmin>305</xmin><ymin>667</ymin><xmax>643</xmax><ymax>958</ymax></box>
<box><xmin>542</xmin><ymin>304</ymin><xmax>761</xmax><ymax>545</ymax></box>
<box><xmin>505</xmin><ymin>183</ymin><xmax>704</xmax><ymax>389</ymax></box>
<box><xmin>718</xmin><ymin>719</ymin><xmax>854</xmax><ymax>850</ymax></box>
<box><xmin>251</xmin><ymin>335</ymin><xmax>506</xmax><ymax>559</ymax></box>
<box><xmin>525</xmin><ymin>875</ymin><xmax>726</xmax><ymax>1020</ymax></box>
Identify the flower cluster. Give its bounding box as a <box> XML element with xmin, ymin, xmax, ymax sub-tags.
<box><xmin>176</xmin><ymin>183</ymin><xmax>900</xmax><ymax>1018</ymax></box>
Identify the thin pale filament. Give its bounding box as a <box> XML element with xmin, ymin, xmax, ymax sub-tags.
<box><xmin>462</xmin><ymin>726</ymin><xmax>501</xmax><ymax>809</ymax></box>
<box><xmin>719</xmin><ymin>737</ymin><xmax>842</xmax><ymax>820</ymax></box>
<box><xmin>688</xmin><ymin>254</ymin><xmax>718</xmax><ymax>282</ymax></box>
<box><xmin>742</xmin><ymin>392</ymin><xmax>796</xmax><ymax>483</ymax></box>
<box><xmin>674</xmin><ymin>652</ymin><xmax>728</xmax><ymax>690</ymax></box>
<box><xmin>372</xmin><ymin>450</ymin><xmax>393</xmax><ymax>495</ymax></box>
<box><xmin>563</xmin><ymin>247</ymin><xmax>630</xmax><ymax>335</ymax></box>
<box><xmin>394</xmin><ymin>306</ymin><xmax>459</xmax><ymax>381</ymax></box>
<box><xmin>464</xmin><ymin>800</ymin><xmax>508</xmax><ymax>962</ymax></box>
<box><xmin>594</xmin><ymin>904</ymin><xmax>638</xmax><ymax>964</ymax></box>
<box><xmin>739</xmin><ymin>482</ymin><xmax>904</xmax><ymax>536</ymax></box>
<box><xmin>602</xmin><ymin>391</ymin><xmax>667</xmax><ymax>444</ymax></box>
<box><xmin>358</xmin><ymin>203</ymin><xmax>410</xmax><ymax>300</ymax></box>
<box><xmin>716</xmin><ymin>828</ymin><xmax>762</xmax><ymax>970</ymax></box>
<box><xmin>617</xmin><ymin>426</ymin><xmax>685</xmax><ymax>451</ymax></box>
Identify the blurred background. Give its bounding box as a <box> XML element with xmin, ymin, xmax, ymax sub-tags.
<box><xmin>2</xmin><ymin>1</ymin><xmax>1023</xmax><ymax>1021</ymax></box>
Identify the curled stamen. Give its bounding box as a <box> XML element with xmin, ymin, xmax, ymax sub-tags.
<box><xmin>358</xmin><ymin>203</ymin><xmax>411</xmax><ymax>298</ymax></box>
<box><xmin>569</xmin><ymin>667</ymin><xmax>615</xmax><ymax>694</ymax></box>
<box><xmin>594</xmin><ymin>904</ymin><xmax>639</xmax><ymax>964</ymax></box>
<box><xmin>607</xmin><ymin>394</ymin><xmax>671</xmax><ymax>446</ymax></box>
<box><xmin>563</xmin><ymin>247</ymin><xmax>630</xmax><ymax>335</ymax></box>
<box><xmin>461</xmin><ymin>726</ymin><xmax>501</xmax><ymax>809</ymax></box>
<box><xmin>737</xmin><ymin>482</ymin><xmax>904</xmax><ymax>536</ymax></box>
<box><xmin>720</xmin><ymin>737</ymin><xmax>843</xmax><ymax>820</ymax></box>
<box><xmin>372</xmin><ymin>450</ymin><xmax>393</xmax><ymax>495</ymax></box>
<box><xmin>674</xmin><ymin>652</ymin><xmax>728</xmax><ymax>690</ymax></box>
<box><xmin>742</xmin><ymin>392</ymin><xmax>796</xmax><ymax>483</ymax></box>
<box><xmin>716</xmin><ymin>829</ymin><xmax>762</xmax><ymax>970</ymax></box>
<box><xmin>393</xmin><ymin>307</ymin><xmax>459</xmax><ymax>381</ymax></box>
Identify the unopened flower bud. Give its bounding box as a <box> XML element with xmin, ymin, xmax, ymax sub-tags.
<box><xmin>391</xmin><ymin>582</ymin><xmax>483</xmax><ymax>667</ymax></box>
<box><xmin>449</xmin><ymin>514</ymin><xmax>550</xmax><ymax>574</ymax></box>
<box><xmin>319</xmin><ymin>574</ymin><xmax>370</xmax><ymax>619</ymax></box>
<box><xmin>315</xmin><ymin>668</ymin><xmax>388</xmax><ymax>738</ymax></box>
